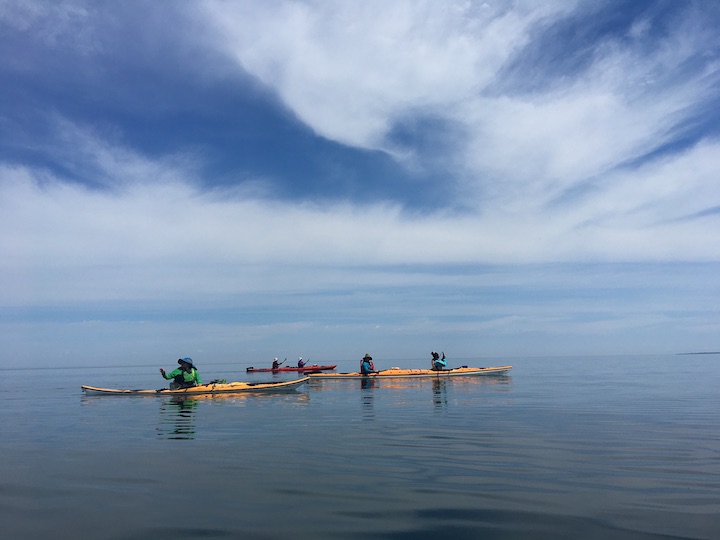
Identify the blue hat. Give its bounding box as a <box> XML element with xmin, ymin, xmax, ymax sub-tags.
<box><xmin>178</xmin><ymin>357</ymin><xmax>195</xmax><ymax>368</ymax></box>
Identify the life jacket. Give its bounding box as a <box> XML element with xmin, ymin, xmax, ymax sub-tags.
<box><xmin>174</xmin><ymin>368</ymin><xmax>198</xmax><ymax>386</ymax></box>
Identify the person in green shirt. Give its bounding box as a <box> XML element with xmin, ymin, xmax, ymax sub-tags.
<box><xmin>160</xmin><ymin>358</ymin><xmax>202</xmax><ymax>389</ymax></box>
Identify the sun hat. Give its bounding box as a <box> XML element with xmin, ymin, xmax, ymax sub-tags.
<box><xmin>178</xmin><ymin>357</ymin><xmax>195</xmax><ymax>368</ymax></box>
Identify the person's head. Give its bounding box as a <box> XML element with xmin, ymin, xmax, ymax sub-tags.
<box><xmin>178</xmin><ymin>357</ymin><xmax>195</xmax><ymax>370</ymax></box>
<box><xmin>363</xmin><ymin>354</ymin><xmax>372</xmax><ymax>361</ymax></box>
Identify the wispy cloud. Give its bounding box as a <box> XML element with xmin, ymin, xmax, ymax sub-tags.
<box><xmin>203</xmin><ymin>0</ymin><xmax>578</xmax><ymax>149</ymax></box>
<box><xmin>201</xmin><ymin>0</ymin><xmax>720</xmax><ymax>220</ymax></box>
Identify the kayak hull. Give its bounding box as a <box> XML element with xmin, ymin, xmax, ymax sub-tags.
<box><xmin>81</xmin><ymin>377</ymin><xmax>309</xmax><ymax>396</ymax></box>
<box><xmin>308</xmin><ymin>366</ymin><xmax>512</xmax><ymax>380</ymax></box>
<box><xmin>246</xmin><ymin>365</ymin><xmax>337</xmax><ymax>373</ymax></box>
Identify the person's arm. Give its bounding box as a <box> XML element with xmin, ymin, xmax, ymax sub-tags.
<box><xmin>161</xmin><ymin>368</ymin><xmax>182</xmax><ymax>380</ymax></box>
<box><xmin>193</xmin><ymin>370</ymin><xmax>202</xmax><ymax>384</ymax></box>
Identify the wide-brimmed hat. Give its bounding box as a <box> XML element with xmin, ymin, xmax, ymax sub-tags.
<box><xmin>178</xmin><ymin>357</ymin><xmax>195</xmax><ymax>368</ymax></box>
<box><xmin>363</xmin><ymin>354</ymin><xmax>372</xmax><ymax>360</ymax></box>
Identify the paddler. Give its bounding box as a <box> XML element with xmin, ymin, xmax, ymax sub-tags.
<box><xmin>297</xmin><ymin>356</ymin><xmax>306</xmax><ymax>368</ymax></box>
<box><xmin>431</xmin><ymin>351</ymin><xmax>447</xmax><ymax>371</ymax></box>
<box><xmin>160</xmin><ymin>358</ymin><xmax>202</xmax><ymax>389</ymax></box>
<box><xmin>360</xmin><ymin>354</ymin><xmax>378</xmax><ymax>375</ymax></box>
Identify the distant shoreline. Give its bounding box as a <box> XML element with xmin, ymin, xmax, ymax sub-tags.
<box><xmin>676</xmin><ymin>352</ymin><xmax>720</xmax><ymax>355</ymax></box>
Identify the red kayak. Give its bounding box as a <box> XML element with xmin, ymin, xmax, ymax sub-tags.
<box><xmin>246</xmin><ymin>364</ymin><xmax>337</xmax><ymax>373</ymax></box>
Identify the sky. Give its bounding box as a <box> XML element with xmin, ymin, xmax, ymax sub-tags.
<box><xmin>1</xmin><ymin>0</ymin><xmax>719</xmax><ymax>368</ymax></box>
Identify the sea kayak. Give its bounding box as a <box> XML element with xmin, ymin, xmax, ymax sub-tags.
<box><xmin>246</xmin><ymin>364</ymin><xmax>337</xmax><ymax>373</ymax></box>
<box><xmin>81</xmin><ymin>377</ymin><xmax>309</xmax><ymax>396</ymax></box>
<box><xmin>308</xmin><ymin>366</ymin><xmax>512</xmax><ymax>380</ymax></box>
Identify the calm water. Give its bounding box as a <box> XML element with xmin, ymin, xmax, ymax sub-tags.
<box><xmin>1</xmin><ymin>355</ymin><xmax>719</xmax><ymax>539</ymax></box>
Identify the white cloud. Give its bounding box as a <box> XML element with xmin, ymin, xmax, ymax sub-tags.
<box><xmin>202</xmin><ymin>0</ymin><xmax>576</xmax><ymax>148</ymax></box>
<box><xmin>1</xmin><ymin>121</ymin><xmax>718</xmax><ymax>312</ymax></box>
<box><xmin>200</xmin><ymin>0</ymin><xmax>720</xmax><ymax>233</ymax></box>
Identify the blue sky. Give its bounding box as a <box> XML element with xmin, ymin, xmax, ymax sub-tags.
<box><xmin>1</xmin><ymin>0</ymin><xmax>719</xmax><ymax>368</ymax></box>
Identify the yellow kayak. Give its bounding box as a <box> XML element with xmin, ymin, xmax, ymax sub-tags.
<box><xmin>81</xmin><ymin>377</ymin><xmax>309</xmax><ymax>396</ymax></box>
<box><xmin>308</xmin><ymin>366</ymin><xmax>512</xmax><ymax>380</ymax></box>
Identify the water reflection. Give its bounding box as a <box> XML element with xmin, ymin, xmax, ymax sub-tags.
<box><xmin>361</xmin><ymin>378</ymin><xmax>375</xmax><ymax>420</ymax></box>
<box><xmin>433</xmin><ymin>379</ymin><xmax>448</xmax><ymax>412</ymax></box>
<box><xmin>157</xmin><ymin>396</ymin><xmax>198</xmax><ymax>440</ymax></box>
